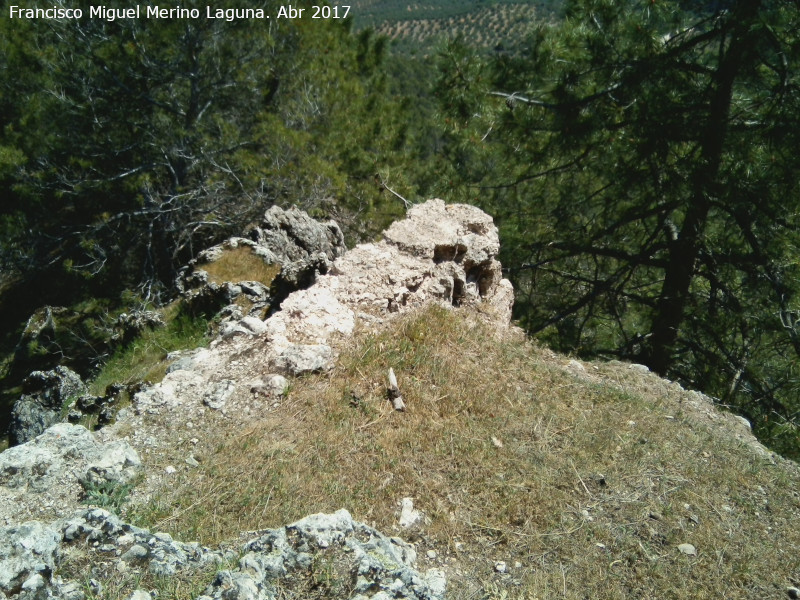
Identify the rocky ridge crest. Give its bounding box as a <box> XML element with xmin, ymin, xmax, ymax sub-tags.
<box><xmin>0</xmin><ymin>199</ymin><xmax>515</xmax><ymax>600</ymax></box>
<box><xmin>1</xmin><ymin>199</ymin><xmax>787</xmax><ymax>600</ymax></box>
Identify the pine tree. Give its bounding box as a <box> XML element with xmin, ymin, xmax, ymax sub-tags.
<box><xmin>439</xmin><ymin>0</ymin><xmax>800</xmax><ymax>454</ymax></box>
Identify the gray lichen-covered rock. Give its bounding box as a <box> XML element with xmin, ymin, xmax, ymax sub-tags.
<box><xmin>198</xmin><ymin>509</ymin><xmax>445</xmax><ymax>600</ymax></box>
<box><xmin>112</xmin><ymin>310</ymin><xmax>165</xmax><ymax>346</ymax></box>
<box><xmin>10</xmin><ymin>367</ymin><xmax>87</xmax><ymax>446</ymax></box>
<box><xmin>0</xmin><ymin>424</ymin><xmax>141</xmax><ymax>524</ymax></box>
<box><xmin>0</xmin><ymin>509</ymin><xmax>441</xmax><ymax>600</ymax></box>
<box><xmin>252</xmin><ymin>205</ymin><xmax>346</xmax><ymax>264</ymax></box>
<box><xmin>0</xmin><ymin>521</ymin><xmax>60</xmax><ymax>597</ymax></box>
<box><xmin>57</xmin><ymin>508</ymin><xmax>224</xmax><ymax>578</ymax></box>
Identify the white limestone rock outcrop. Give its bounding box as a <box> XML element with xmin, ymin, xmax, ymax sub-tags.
<box><xmin>347</xmin><ymin>199</ymin><xmax>513</xmax><ymax>317</ymax></box>
<box><xmin>127</xmin><ymin>199</ymin><xmax>513</xmax><ymax>417</ymax></box>
<box><xmin>259</xmin><ymin>199</ymin><xmax>514</xmax><ymax>363</ymax></box>
<box><xmin>0</xmin><ymin>424</ymin><xmax>141</xmax><ymax>525</ymax></box>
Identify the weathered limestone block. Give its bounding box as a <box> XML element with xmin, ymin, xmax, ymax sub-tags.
<box><xmin>175</xmin><ymin>206</ymin><xmax>348</xmax><ymax>324</ymax></box>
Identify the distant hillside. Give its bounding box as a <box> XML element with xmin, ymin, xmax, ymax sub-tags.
<box><xmin>349</xmin><ymin>0</ymin><xmax>564</xmax><ymax>48</ymax></box>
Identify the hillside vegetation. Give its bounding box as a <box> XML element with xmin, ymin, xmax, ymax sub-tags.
<box><xmin>3</xmin><ymin>0</ymin><xmax>800</xmax><ymax>463</ymax></box>
<box><xmin>373</xmin><ymin>4</ymin><xmax>545</xmax><ymax>49</ymax></box>
<box><xmin>98</xmin><ymin>306</ymin><xmax>800</xmax><ymax>599</ymax></box>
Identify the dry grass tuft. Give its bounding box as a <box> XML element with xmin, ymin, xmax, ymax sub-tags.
<box><xmin>130</xmin><ymin>306</ymin><xmax>800</xmax><ymax>599</ymax></box>
<box><xmin>57</xmin><ymin>543</ymin><xmax>230</xmax><ymax>600</ymax></box>
<box><xmin>199</xmin><ymin>246</ymin><xmax>281</xmax><ymax>287</ymax></box>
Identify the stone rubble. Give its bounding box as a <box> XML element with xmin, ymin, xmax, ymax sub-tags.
<box><xmin>0</xmin><ymin>509</ymin><xmax>445</xmax><ymax>600</ymax></box>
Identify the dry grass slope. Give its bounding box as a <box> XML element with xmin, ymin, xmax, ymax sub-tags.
<box><xmin>127</xmin><ymin>306</ymin><xmax>800</xmax><ymax>599</ymax></box>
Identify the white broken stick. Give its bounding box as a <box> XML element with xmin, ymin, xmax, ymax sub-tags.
<box><xmin>387</xmin><ymin>368</ymin><xmax>406</xmax><ymax>411</ymax></box>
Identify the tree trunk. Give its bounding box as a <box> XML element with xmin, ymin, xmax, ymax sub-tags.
<box><xmin>644</xmin><ymin>0</ymin><xmax>762</xmax><ymax>374</ymax></box>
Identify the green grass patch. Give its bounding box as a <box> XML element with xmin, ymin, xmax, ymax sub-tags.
<box><xmin>82</xmin><ymin>478</ymin><xmax>137</xmax><ymax>512</ymax></box>
<box><xmin>90</xmin><ymin>307</ymin><xmax>209</xmax><ymax>395</ymax></box>
<box><xmin>56</xmin><ymin>544</ymin><xmax>232</xmax><ymax>600</ymax></box>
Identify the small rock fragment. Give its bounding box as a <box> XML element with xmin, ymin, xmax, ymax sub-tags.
<box><xmin>273</xmin><ymin>344</ymin><xmax>332</xmax><ymax>376</ymax></box>
<box><xmin>567</xmin><ymin>359</ymin><xmax>586</xmax><ymax>373</ymax></box>
<box><xmin>239</xmin><ymin>316</ymin><xmax>268</xmax><ymax>336</ymax></box>
<box><xmin>21</xmin><ymin>573</ymin><xmax>46</xmax><ymax>592</ymax></box>
<box><xmin>121</xmin><ymin>544</ymin><xmax>149</xmax><ymax>563</ymax></box>
<box><xmin>677</xmin><ymin>543</ymin><xmax>697</xmax><ymax>556</ymax></box>
<box><xmin>203</xmin><ymin>379</ymin><xmax>236</xmax><ymax>410</ymax></box>
<box><xmin>398</xmin><ymin>498</ymin><xmax>422</xmax><ymax>528</ymax></box>
<box><xmin>250</xmin><ymin>374</ymin><xmax>289</xmax><ymax>399</ymax></box>
<box><xmin>425</xmin><ymin>569</ymin><xmax>447</xmax><ymax>598</ymax></box>
<box><xmin>89</xmin><ymin>579</ymin><xmax>103</xmax><ymax>595</ymax></box>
